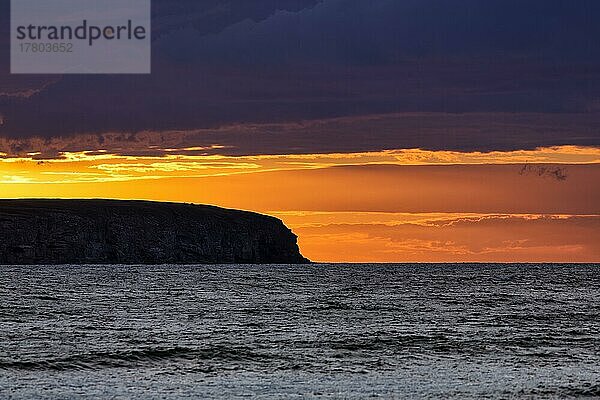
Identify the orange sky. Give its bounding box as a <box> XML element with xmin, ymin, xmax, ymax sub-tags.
<box><xmin>1</xmin><ymin>145</ymin><xmax>599</xmax><ymax>262</ymax></box>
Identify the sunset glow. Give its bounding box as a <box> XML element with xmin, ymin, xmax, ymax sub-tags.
<box><xmin>1</xmin><ymin>144</ymin><xmax>598</xmax><ymax>262</ymax></box>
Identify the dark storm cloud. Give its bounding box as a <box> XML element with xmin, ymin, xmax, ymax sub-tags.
<box><xmin>1</xmin><ymin>113</ymin><xmax>598</xmax><ymax>158</ymax></box>
<box><xmin>151</xmin><ymin>0</ymin><xmax>321</xmax><ymax>40</ymax></box>
<box><xmin>1</xmin><ymin>0</ymin><xmax>599</xmax><ymax>153</ymax></box>
<box><xmin>157</xmin><ymin>0</ymin><xmax>600</xmax><ymax>65</ymax></box>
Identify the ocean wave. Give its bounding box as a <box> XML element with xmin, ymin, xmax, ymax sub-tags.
<box><xmin>0</xmin><ymin>346</ymin><xmax>273</xmax><ymax>371</ymax></box>
<box><xmin>522</xmin><ymin>383</ymin><xmax>600</xmax><ymax>397</ymax></box>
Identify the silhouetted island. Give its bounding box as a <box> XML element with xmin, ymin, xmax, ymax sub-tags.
<box><xmin>0</xmin><ymin>199</ymin><xmax>310</xmax><ymax>265</ymax></box>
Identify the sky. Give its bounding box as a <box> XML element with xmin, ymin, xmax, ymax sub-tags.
<box><xmin>0</xmin><ymin>0</ymin><xmax>599</xmax><ymax>262</ymax></box>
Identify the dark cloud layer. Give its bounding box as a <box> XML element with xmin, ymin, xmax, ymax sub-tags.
<box><xmin>1</xmin><ymin>0</ymin><xmax>599</xmax><ymax>153</ymax></box>
<box><xmin>157</xmin><ymin>0</ymin><xmax>600</xmax><ymax>65</ymax></box>
<box><xmin>1</xmin><ymin>113</ymin><xmax>598</xmax><ymax>158</ymax></box>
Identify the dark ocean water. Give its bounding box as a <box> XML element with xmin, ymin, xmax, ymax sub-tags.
<box><xmin>0</xmin><ymin>264</ymin><xmax>599</xmax><ymax>399</ymax></box>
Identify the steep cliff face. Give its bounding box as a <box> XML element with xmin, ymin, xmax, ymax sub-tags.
<box><xmin>0</xmin><ymin>200</ymin><xmax>309</xmax><ymax>265</ymax></box>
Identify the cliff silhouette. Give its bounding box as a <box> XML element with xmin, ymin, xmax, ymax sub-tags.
<box><xmin>0</xmin><ymin>199</ymin><xmax>309</xmax><ymax>264</ymax></box>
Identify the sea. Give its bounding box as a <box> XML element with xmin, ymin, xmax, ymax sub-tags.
<box><xmin>0</xmin><ymin>264</ymin><xmax>599</xmax><ymax>399</ymax></box>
